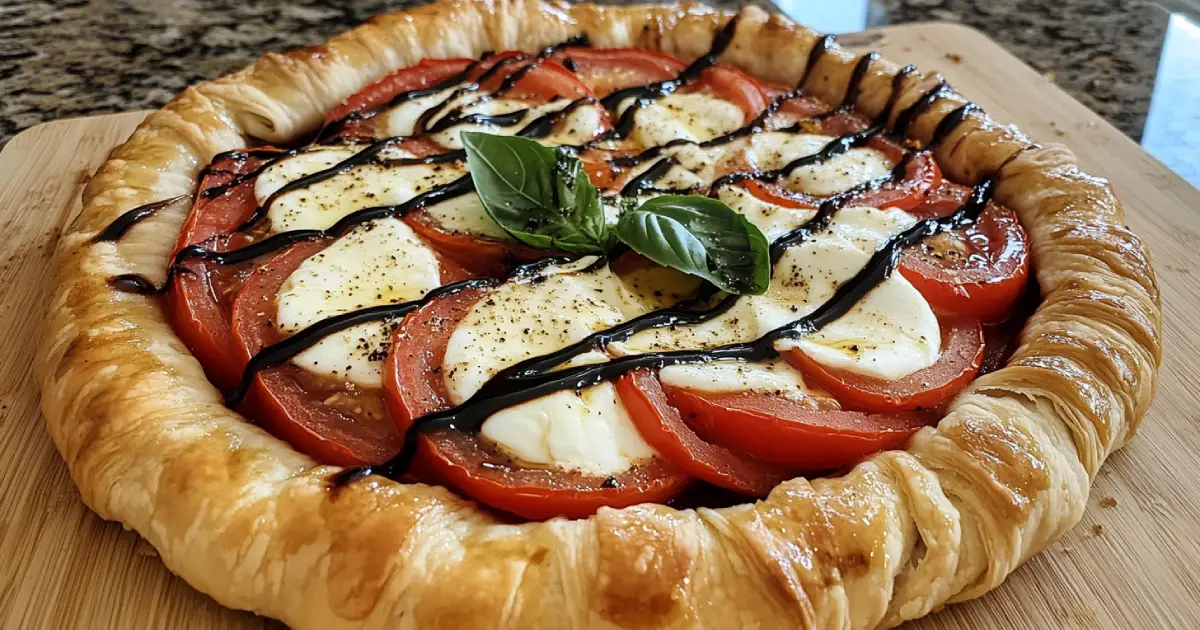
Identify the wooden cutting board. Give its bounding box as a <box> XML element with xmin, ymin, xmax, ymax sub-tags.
<box><xmin>2</xmin><ymin>22</ymin><xmax>1199</xmax><ymax>629</ymax></box>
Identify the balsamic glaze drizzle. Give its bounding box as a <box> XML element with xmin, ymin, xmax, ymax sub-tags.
<box><xmin>107</xmin><ymin>274</ymin><xmax>162</xmax><ymax>295</ymax></box>
<box><xmin>930</xmin><ymin>102</ymin><xmax>981</xmax><ymax>149</ymax></box>
<box><xmin>800</xmin><ymin>35</ymin><xmax>837</xmax><ymax>90</ymax></box>
<box><xmin>891</xmin><ymin>82</ymin><xmax>950</xmax><ymax>140</ymax></box>
<box><xmin>596</xmin><ymin>16</ymin><xmax>741</xmax><ymax>141</ymax></box>
<box><xmin>101</xmin><ymin>30</ymin><xmax>997</xmax><ymax>489</ymax></box>
<box><xmin>841</xmin><ymin>52</ymin><xmax>879</xmax><ymax>109</ymax></box>
<box><xmin>92</xmin><ymin>195</ymin><xmax>188</xmax><ymax>243</ymax></box>
<box><xmin>351</xmin><ymin>175</ymin><xmax>998</xmax><ymax>479</ymax></box>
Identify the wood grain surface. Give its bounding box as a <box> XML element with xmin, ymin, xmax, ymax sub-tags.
<box><xmin>2</xmin><ymin>22</ymin><xmax>1198</xmax><ymax>629</ymax></box>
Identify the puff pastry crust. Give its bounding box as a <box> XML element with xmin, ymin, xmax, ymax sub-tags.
<box><xmin>36</xmin><ymin>1</ymin><xmax>1162</xmax><ymax>627</ymax></box>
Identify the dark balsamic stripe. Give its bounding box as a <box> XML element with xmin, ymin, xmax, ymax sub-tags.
<box><xmin>93</xmin><ymin>195</ymin><xmax>188</xmax><ymax>243</ymax></box>
<box><xmin>226</xmin><ymin>279</ymin><xmax>493</xmax><ymax>406</ymax></box>
<box><xmin>351</xmin><ymin>176</ymin><xmax>998</xmax><ymax>479</ymax></box>
<box><xmin>424</xmin><ymin>109</ymin><xmax>529</xmax><ymax>134</ymax></box>
<box><xmin>171</xmin><ymin>173</ymin><xmax>477</xmax><ymax>272</ymax></box>
<box><xmin>620</xmin><ymin>158</ymin><xmax>681</xmax><ymax>196</ymax></box>
<box><xmin>346</xmin><ymin>165</ymin><xmax>931</xmax><ymax>482</ymax></box>
<box><xmin>841</xmin><ymin>52</ymin><xmax>879</xmax><ymax>108</ymax></box>
<box><xmin>493</xmin><ymin>35</ymin><xmax>590</xmax><ymax>96</ymax></box>
<box><xmin>930</xmin><ymin>102</ymin><xmax>981</xmax><ymax>149</ymax></box>
<box><xmin>234</xmin><ymin>137</ymin><xmax>412</xmax><ymax>231</ymax></box>
<box><xmin>108</xmin><ymin>274</ymin><xmax>162</xmax><ymax>295</ymax></box>
<box><xmin>891</xmin><ymin>82</ymin><xmax>950</xmax><ymax>140</ymax></box>
<box><xmin>412</xmin><ymin>54</ymin><xmax>532</xmax><ymax>135</ymax></box>
<box><xmin>200</xmin><ymin>149</ymin><xmax>300</xmax><ymax>199</ymax></box>
<box><xmin>515</xmin><ymin>96</ymin><xmax>597</xmax><ymax>140</ymax></box>
<box><xmin>225</xmin><ymin>256</ymin><xmax>574</xmax><ymax>407</ymax></box>
<box><xmin>877</xmin><ymin>64</ymin><xmax>917</xmax><ymax>127</ymax></box>
<box><xmin>800</xmin><ymin>34</ymin><xmax>836</xmax><ymax>89</ymax></box>
<box><xmin>595</xmin><ymin>15</ymin><xmax>741</xmax><ymax>141</ymax></box>
<box><xmin>316</xmin><ymin>53</ymin><xmax>499</xmax><ymax>143</ymax></box>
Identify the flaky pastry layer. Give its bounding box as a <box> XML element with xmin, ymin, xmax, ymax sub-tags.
<box><xmin>36</xmin><ymin>1</ymin><xmax>1161</xmax><ymax>628</ymax></box>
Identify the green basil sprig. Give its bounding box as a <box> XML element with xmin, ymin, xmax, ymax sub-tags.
<box><xmin>461</xmin><ymin>131</ymin><xmax>770</xmax><ymax>295</ymax></box>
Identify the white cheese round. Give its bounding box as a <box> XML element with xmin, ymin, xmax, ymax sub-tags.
<box><xmin>275</xmin><ymin>217</ymin><xmax>443</xmax><ymax>388</ymax></box>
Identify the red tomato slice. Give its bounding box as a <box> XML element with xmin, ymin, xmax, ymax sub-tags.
<box><xmin>616</xmin><ymin>369</ymin><xmax>794</xmax><ymax>496</ymax></box>
<box><xmin>167</xmin><ymin>150</ymin><xmax>283</xmax><ymax>390</ymax></box>
<box><xmin>692</xmin><ymin>65</ymin><xmax>772</xmax><ymax>123</ymax></box>
<box><xmin>401</xmin><ymin>208</ymin><xmax>550</xmax><ymax>276</ymax></box>
<box><xmin>230</xmin><ymin>239</ymin><xmax>402</xmax><ymax>466</ymax></box>
<box><xmin>742</xmin><ymin>150</ymin><xmax>941</xmax><ymax>213</ymax></box>
<box><xmin>659</xmin><ymin>383</ymin><xmax>935</xmax><ymax>470</ymax></box>
<box><xmin>228</xmin><ymin>231</ymin><xmax>476</xmax><ymax>466</ymax></box>
<box><xmin>556</xmin><ymin>48</ymin><xmax>769</xmax><ymax>122</ymax></box>
<box><xmin>322</xmin><ymin>58</ymin><xmax>475</xmax><ymax>141</ymax></box>
<box><xmin>554</xmin><ymin>47</ymin><xmax>686</xmax><ymax>97</ymax></box>
<box><xmin>383</xmin><ymin>286</ymin><xmax>692</xmax><ymax>520</ymax></box>
<box><xmin>477</xmin><ymin>52</ymin><xmax>595</xmax><ymax>101</ymax></box>
<box><xmin>783</xmin><ymin>318</ymin><xmax>985</xmax><ymax>413</ymax></box>
<box><xmin>899</xmin><ymin>183</ymin><xmax>1031</xmax><ymax>323</ymax></box>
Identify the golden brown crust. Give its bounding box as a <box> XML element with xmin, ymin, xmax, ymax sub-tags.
<box><xmin>36</xmin><ymin>1</ymin><xmax>1161</xmax><ymax>628</ymax></box>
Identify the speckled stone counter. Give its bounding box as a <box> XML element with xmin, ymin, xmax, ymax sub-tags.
<box><xmin>0</xmin><ymin>0</ymin><xmax>1173</xmax><ymax>146</ymax></box>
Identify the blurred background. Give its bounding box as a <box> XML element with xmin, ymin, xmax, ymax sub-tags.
<box><xmin>2</xmin><ymin>0</ymin><xmax>1197</xmax><ymax>186</ymax></box>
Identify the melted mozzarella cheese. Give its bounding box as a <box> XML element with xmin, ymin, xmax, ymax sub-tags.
<box><xmin>619</xmin><ymin>206</ymin><xmax>940</xmax><ymax>380</ymax></box>
<box><xmin>622</xmin><ymin>93</ymin><xmax>745</xmax><ymax>147</ymax></box>
<box><xmin>275</xmin><ymin>217</ymin><xmax>442</xmax><ymax>388</ymax></box>
<box><xmin>421</xmin><ymin>193</ymin><xmax>512</xmax><ymax>240</ymax></box>
<box><xmin>659</xmin><ymin>358</ymin><xmax>829</xmax><ymax>402</ymax></box>
<box><xmin>715</xmin><ymin>185</ymin><xmax>816</xmax><ymax>241</ymax></box>
<box><xmin>480</xmin><ymin>382</ymin><xmax>656</xmax><ymax>476</ymax></box>
<box><xmin>254</xmin><ymin>146</ymin><xmax>465</xmax><ymax>233</ymax></box>
<box><xmin>381</xmin><ymin>85</ymin><xmax>460</xmax><ymax>137</ymax></box>
<box><xmin>746</xmin><ymin>132</ymin><xmax>894</xmax><ymax>197</ymax></box>
<box><xmin>441</xmin><ymin>258</ymin><xmax>660</xmax><ymax>475</ymax></box>
<box><xmin>442</xmin><ymin>257</ymin><xmax>648</xmax><ymax>404</ymax></box>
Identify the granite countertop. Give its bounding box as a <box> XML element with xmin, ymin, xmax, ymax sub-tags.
<box><xmin>0</xmin><ymin>0</ymin><xmax>1179</xmax><ymax>147</ymax></box>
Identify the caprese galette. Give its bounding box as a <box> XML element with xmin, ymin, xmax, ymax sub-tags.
<box><xmin>39</xmin><ymin>1</ymin><xmax>1160</xmax><ymax>628</ymax></box>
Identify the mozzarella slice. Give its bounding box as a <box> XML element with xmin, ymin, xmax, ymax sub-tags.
<box><xmin>715</xmin><ymin>185</ymin><xmax>817</xmax><ymax>242</ymax></box>
<box><xmin>421</xmin><ymin>193</ymin><xmax>512</xmax><ymax>241</ymax></box>
<box><xmin>275</xmin><ymin>217</ymin><xmax>442</xmax><ymax>388</ymax></box>
<box><xmin>441</xmin><ymin>257</ymin><xmax>648</xmax><ymax>404</ymax></box>
<box><xmin>619</xmin><ymin>206</ymin><xmax>940</xmax><ymax>381</ymax></box>
<box><xmin>746</xmin><ymin>132</ymin><xmax>895</xmax><ymax>197</ymax></box>
<box><xmin>659</xmin><ymin>358</ymin><xmax>830</xmax><ymax>402</ymax></box>
<box><xmin>441</xmin><ymin>258</ymin><xmax>661</xmax><ymax>475</ymax></box>
<box><xmin>254</xmin><ymin>145</ymin><xmax>466</xmax><ymax>233</ymax></box>
<box><xmin>622</xmin><ymin>93</ymin><xmax>745</xmax><ymax>147</ymax></box>
<box><xmin>479</xmin><ymin>382</ymin><xmax>657</xmax><ymax>476</ymax></box>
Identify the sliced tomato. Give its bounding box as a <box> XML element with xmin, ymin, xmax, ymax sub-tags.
<box><xmin>229</xmin><ymin>239</ymin><xmax>402</xmax><ymax>466</ymax></box>
<box><xmin>691</xmin><ymin>65</ymin><xmax>771</xmax><ymax>123</ymax></box>
<box><xmin>228</xmin><ymin>230</ymin><xmax>476</xmax><ymax>466</ymax></box>
<box><xmin>660</xmin><ymin>384</ymin><xmax>935</xmax><ymax>470</ymax></box>
<box><xmin>477</xmin><ymin>52</ymin><xmax>596</xmax><ymax>101</ymax></box>
<box><xmin>783</xmin><ymin>318</ymin><xmax>985</xmax><ymax>413</ymax></box>
<box><xmin>899</xmin><ymin>183</ymin><xmax>1031</xmax><ymax>322</ymax></box>
<box><xmin>167</xmin><ymin>150</ymin><xmax>283</xmax><ymax>390</ymax></box>
<box><xmin>616</xmin><ymin>369</ymin><xmax>793</xmax><ymax>496</ymax></box>
<box><xmin>554</xmin><ymin>47</ymin><xmax>686</xmax><ymax>97</ymax></box>
<box><xmin>741</xmin><ymin>150</ymin><xmax>940</xmax><ymax>213</ymax></box>
<box><xmin>384</xmin><ymin>286</ymin><xmax>691</xmax><ymax>520</ymax></box>
<box><xmin>321</xmin><ymin>58</ymin><xmax>476</xmax><ymax>141</ymax></box>
<box><xmin>402</xmin><ymin>208</ymin><xmax>549</xmax><ymax>275</ymax></box>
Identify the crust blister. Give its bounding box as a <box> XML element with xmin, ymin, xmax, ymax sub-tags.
<box><xmin>36</xmin><ymin>1</ymin><xmax>1161</xmax><ymax>628</ymax></box>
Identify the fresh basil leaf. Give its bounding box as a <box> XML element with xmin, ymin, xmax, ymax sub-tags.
<box><xmin>554</xmin><ymin>152</ymin><xmax>617</xmax><ymax>251</ymax></box>
<box><xmin>616</xmin><ymin>195</ymin><xmax>771</xmax><ymax>295</ymax></box>
<box><xmin>460</xmin><ymin>131</ymin><xmax>610</xmax><ymax>254</ymax></box>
